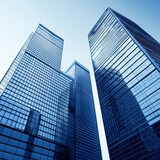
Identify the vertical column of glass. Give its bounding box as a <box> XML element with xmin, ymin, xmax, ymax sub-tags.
<box><xmin>66</xmin><ymin>62</ymin><xmax>102</xmax><ymax>160</ymax></box>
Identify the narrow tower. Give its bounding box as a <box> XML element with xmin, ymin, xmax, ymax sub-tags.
<box><xmin>66</xmin><ymin>61</ymin><xmax>102</xmax><ymax>160</ymax></box>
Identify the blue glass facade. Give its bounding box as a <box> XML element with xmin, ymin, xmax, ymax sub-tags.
<box><xmin>0</xmin><ymin>24</ymin><xmax>101</xmax><ymax>159</ymax></box>
<box><xmin>0</xmin><ymin>24</ymin><xmax>75</xmax><ymax>160</ymax></box>
<box><xmin>88</xmin><ymin>8</ymin><xmax>160</xmax><ymax>160</ymax></box>
<box><xmin>66</xmin><ymin>61</ymin><xmax>102</xmax><ymax>160</ymax></box>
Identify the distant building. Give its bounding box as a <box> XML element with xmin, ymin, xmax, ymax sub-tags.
<box><xmin>66</xmin><ymin>61</ymin><xmax>102</xmax><ymax>159</ymax></box>
<box><xmin>88</xmin><ymin>7</ymin><xmax>160</xmax><ymax>160</ymax></box>
<box><xmin>0</xmin><ymin>24</ymin><xmax>101</xmax><ymax>160</ymax></box>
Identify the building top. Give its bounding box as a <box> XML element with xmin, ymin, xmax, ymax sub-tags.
<box><xmin>89</xmin><ymin>7</ymin><xmax>159</xmax><ymax>45</ymax></box>
<box><xmin>38</xmin><ymin>24</ymin><xmax>64</xmax><ymax>41</ymax></box>
<box><xmin>88</xmin><ymin>7</ymin><xmax>111</xmax><ymax>36</ymax></box>
<box><xmin>110</xmin><ymin>8</ymin><xmax>159</xmax><ymax>44</ymax></box>
<box><xmin>65</xmin><ymin>60</ymin><xmax>89</xmax><ymax>74</ymax></box>
<box><xmin>88</xmin><ymin>7</ymin><xmax>160</xmax><ymax>68</ymax></box>
<box><xmin>110</xmin><ymin>8</ymin><xmax>160</xmax><ymax>68</ymax></box>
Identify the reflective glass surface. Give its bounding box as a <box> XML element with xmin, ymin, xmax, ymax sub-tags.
<box><xmin>0</xmin><ymin>25</ymin><xmax>75</xmax><ymax>160</ymax></box>
<box><xmin>66</xmin><ymin>61</ymin><xmax>102</xmax><ymax>160</ymax></box>
<box><xmin>0</xmin><ymin>24</ymin><xmax>102</xmax><ymax>160</ymax></box>
<box><xmin>113</xmin><ymin>10</ymin><xmax>160</xmax><ymax>68</ymax></box>
<box><xmin>0</xmin><ymin>124</ymin><xmax>70</xmax><ymax>160</ymax></box>
<box><xmin>89</xmin><ymin>8</ymin><xmax>160</xmax><ymax>160</ymax></box>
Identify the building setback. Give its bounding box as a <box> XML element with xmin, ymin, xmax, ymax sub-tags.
<box><xmin>0</xmin><ymin>24</ymin><xmax>101</xmax><ymax>160</ymax></box>
<box><xmin>88</xmin><ymin>7</ymin><xmax>160</xmax><ymax>160</ymax></box>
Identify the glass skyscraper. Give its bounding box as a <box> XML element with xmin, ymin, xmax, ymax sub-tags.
<box><xmin>0</xmin><ymin>24</ymin><xmax>101</xmax><ymax>160</ymax></box>
<box><xmin>88</xmin><ymin>8</ymin><xmax>160</xmax><ymax>160</ymax></box>
<box><xmin>66</xmin><ymin>61</ymin><xmax>101</xmax><ymax>160</ymax></box>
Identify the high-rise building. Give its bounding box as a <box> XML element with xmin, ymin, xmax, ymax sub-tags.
<box><xmin>88</xmin><ymin>7</ymin><xmax>160</xmax><ymax>160</ymax></box>
<box><xmin>0</xmin><ymin>24</ymin><xmax>101</xmax><ymax>160</ymax></box>
<box><xmin>66</xmin><ymin>61</ymin><xmax>102</xmax><ymax>159</ymax></box>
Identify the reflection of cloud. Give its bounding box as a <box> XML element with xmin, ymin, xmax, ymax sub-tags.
<box><xmin>97</xmin><ymin>66</ymin><xmax>160</xmax><ymax>152</ymax></box>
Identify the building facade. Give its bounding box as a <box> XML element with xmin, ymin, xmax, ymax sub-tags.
<box><xmin>0</xmin><ymin>24</ymin><xmax>101</xmax><ymax>160</ymax></box>
<box><xmin>88</xmin><ymin>8</ymin><xmax>160</xmax><ymax>160</ymax></box>
<box><xmin>66</xmin><ymin>61</ymin><xmax>101</xmax><ymax>160</ymax></box>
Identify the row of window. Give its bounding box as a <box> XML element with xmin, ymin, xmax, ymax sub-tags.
<box><xmin>0</xmin><ymin>125</ymin><xmax>70</xmax><ymax>160</ymax></box>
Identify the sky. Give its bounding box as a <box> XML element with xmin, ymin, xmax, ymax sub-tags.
<box><xmin>0</xmin><ymin>0</ymin><xmax>160</xmax><ymax>159</ymax></box>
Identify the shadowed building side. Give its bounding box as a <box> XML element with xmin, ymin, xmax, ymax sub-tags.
<box><xmin>66</xmin><ymin>61</ymin><xmax>102</xmax><ymax>160</ymax></box>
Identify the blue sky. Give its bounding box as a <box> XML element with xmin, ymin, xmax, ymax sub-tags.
<box><xmin>0</xmin><ymin>0</ymin><xmax>160</xmax><ymax>159</ymax></box>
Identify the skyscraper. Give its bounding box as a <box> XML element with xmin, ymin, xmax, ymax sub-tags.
<box><xmin>0</xmin><ymin>24</ymin><xmax>101</xmax><ymax>160</ymax></box>
<box><xmin>66</xmin><ymin>61</ymin><xmax>102</xmax><ymax>160</ymax></box>
<box><xmin>88</xmin><ymin>7</ymin><xmax>160</xmax><ymax>160</ymax></box>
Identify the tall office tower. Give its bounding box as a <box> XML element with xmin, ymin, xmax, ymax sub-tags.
<box><xmin>66</xmin><ymin>61</ymin><xmax>102</xmax><ymax>160</ymax></box>
<box><xmin>0</xmin><ymin>24</ymin><xmax>101</xmax><ymax>160</ymax></box>
<box><xmin>88</xmin><ymin>7</ymin><xmax>160</xmax><ymax>160</ymax></box>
